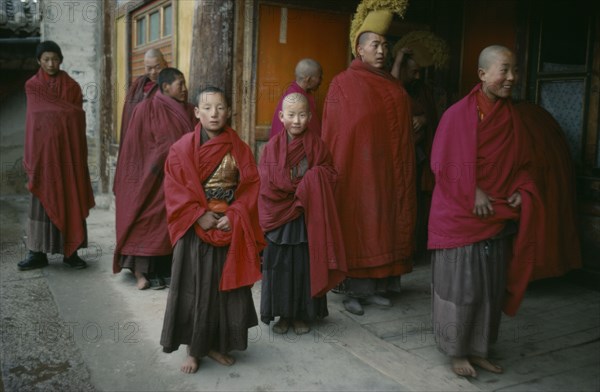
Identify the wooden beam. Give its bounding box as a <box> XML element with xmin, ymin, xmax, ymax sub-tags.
<box><xmin>189</xmin><ymin>0</ymin><xmax>235</xmax><ymax>101</ymax></box>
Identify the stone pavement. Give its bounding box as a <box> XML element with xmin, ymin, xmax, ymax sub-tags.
<box><xmin>1</xmin><ymin>194</ymin><xmax>599</xmax><ymax>391</ymax></box>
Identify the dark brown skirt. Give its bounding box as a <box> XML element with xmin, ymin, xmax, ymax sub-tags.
<box><xmin>431</xmin><ymin>232</ymin><xmax>512</xmax><ymax>358</ymax></box>
<box><xmin>260</xmin><ymin>216</ymin><xmax>328</xmax><ymax>324</ymax></box>
<box><xmin>27</xmin><ymin>194</ymin><xmax>87</xmax><ymax>255</ymax></box>
<box><xmin>160</xmin><ymin>228</ymin><xmax>258</xmax><ymax>358</ymax></box>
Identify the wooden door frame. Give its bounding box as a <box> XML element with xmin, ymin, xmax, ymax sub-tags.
<box><xmin>234</xmin><ymin>0</ymin><xmax>357</xmax><ymax>155</ymax></box>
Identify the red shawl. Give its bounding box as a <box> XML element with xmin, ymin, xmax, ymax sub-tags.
<box><xmin>269</xmin><ymin>81</ymin><xmax>321</xmax><ymax>139</ymax></box>
<box><xmin>258</xmin><ymin>129</ymin><xmax>347</xmax><ymax>297</ymax></box>
<box><xmin>119</xmin><ymin>75</ymin><xmax>159</xmax><ymax>146</ymax></box>
<box><xmin>164</xmin><ymin>125</ymin><xmax>265</xmax><ymax>291</ymax></box>
<box><xmin>23</xmin><ymin>69</ymin><xmax>95</xmax><ymax>256</ymax></box>
<box><xmin>113</xmin><ymin>92</ymin><xmax>195</xmax><ymax>272</ymax></box>
<box><xmin>321</xmin><ymin>59</ymin><xmax>416</xmax><ymax>278</ymax></box>
<box><xmin>515</xmin><ymin>102</ymin><xmax>582</xmax><ymax>279</ymax></box>
<box><xmin>428</xmin><ymin>84</ymin><xmax>544</xmax><ymax>316</ymax></box>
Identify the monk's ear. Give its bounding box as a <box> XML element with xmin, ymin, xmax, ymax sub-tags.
<box><xmin>226</xmin><ymin>106</ymin><xmax>232</xmax><ymax>119</ymax></box>
<box><xmin>278</xmin><ymin>110</ymin><xmax>285</xmax><ymax>123</ymax></box>
<box><xmin>478</xmin><ymin>67</ymin><xmax>486</xmax><ymax>83</ymax></box>
<box><xmin>194</xmin><ymin>106</ymin><xmax>201</xmax><ymax>120</ymax></box>
<box><xmin>307</xmin><ymin>111</ymin><xmax>312</xmax><ymax>122</ymax></box>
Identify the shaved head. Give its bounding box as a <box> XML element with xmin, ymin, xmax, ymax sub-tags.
<box><xmin>295</xmin><ymin>58</ymin><xmax>322</xmax><ymax>80</ymax></box>
<box><xmin>144</xmin><ymin>49</ymin><xmax>167</xmax><ymax>81</ymax></box>
<box><xmin>477</xmin><ymin>45</ymin><xmax>518</xmax><ymax>102</ymax></box>
<box><xmin>279</xmin><ymin>92</ymin><xmax>311</xmax><ymax>137</ymax></box>
<box><xmin>144</xmin><ymin>48</ymin><xmax>166</xmax><ymax>62</ymax></box>
<box><xmin>294</xmin><ymin>58</ymin><xmax>323</xmax><ymax>93</ymax></box>
<box><xmin>478</xmin><ymin>45</ymin><xmax>513</xmax><ymax>71</ymax></box>
<box><xmin>282</xmin><ymin>92</ymin><xmax>309</xmax><ymax>112</ymax></box>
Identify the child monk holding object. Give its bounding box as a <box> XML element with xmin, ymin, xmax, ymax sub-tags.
<box><xmin>160</xmin><ymin>87</ymin><xmax>265</xmax><ymax>373</ymax></box>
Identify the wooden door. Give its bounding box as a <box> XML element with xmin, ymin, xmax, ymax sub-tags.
<box><xmin>255</xmin><ymin>4</ymin><xmax>351</xmax><ymax>143</ymax></box>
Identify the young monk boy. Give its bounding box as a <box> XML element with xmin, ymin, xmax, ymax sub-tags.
<box><xmin>160</xmin><ymin>87</ymin><xmax>265</xmax><ymax>373</ymax></box>
<box><xmin>258</xmin><ymin>93</ymin><xmax>346</xmax><ymax>335</ymax></box>
<box><xmin>18</xmin><ymin>40</ymin><xmax>95</xmax><ymax>271</ymax></box>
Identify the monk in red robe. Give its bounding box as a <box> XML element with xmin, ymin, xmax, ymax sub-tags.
<box><xmin>118</xmin><ymin>48</ymin><xmax>167</xmax><ymax>146</ymax></box>
<box><xmin>392</xmin><ymin>47</ymin><xmax>440</xmax><ymax>258</ymax></box>
<box><xmin>113</xmin><ymin>68</ymin><xmax>196</xmax><ymax>290</ymax></box>
<box><xmin>18</xmin><ymin>40</ymin><xmax>95</xmax><ymax>271</ymax></box>
<box><xmin>269</xmin><ymin>58</ymin><xmax>322</xmax><ymax>139</ymax></box>
<box><xmin>429</xmin><ymin>45</ymin><xmax>544</xmax><ymax>377</ymax></box>
<box><xmin>322</xmin><ymin>31</ymin><xmax>416</xmax><ymax>316</ymax></box>
<box><xmin>259</xmin><ymin>93</ymin><xmax>346</xmax><ymax>335</ymax></box>
<box><xmin>160</xmin><ymin>87</ymin><xmax>265</xmax><ymax>374</ymax></box>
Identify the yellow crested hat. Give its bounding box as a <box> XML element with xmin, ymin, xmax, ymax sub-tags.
<box><xmin>393</xmin><ymin>30</ymin><xmax>450</xmax><ymax>69</ymax></box>
<box><xmin>350</xmin><ymin>0</ymin><xmax>410</xmax><ymax>57</ymax></box>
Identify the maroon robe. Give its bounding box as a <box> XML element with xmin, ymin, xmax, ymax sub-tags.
<box><xmin>428</xmin><ymin>85</ymin><xmax>545</xmax><ymax>316</ymax></box>
<box><xmin>163</xmin><ymin>126</ymin><xmax>265</xmax><ymax>291</ymax></box>
<box><xmin>113</xmin><ymin>91</ymin><xmax>195</xmax><ymax>273</ymax></box>
<box><xmin>322</xmin><ymin>59</ymin><xmax>416</xmax><ymax>279</ymax></box>
<box><xmin>23</xmin><ymin>68</ymin><xmax>95</xmax><ymax>256</ymax></box>
<box><xmin>258</xmin><ymin>129</ymin><xmax>347</xmax><ymax>297</ymax></box>
<box><xmin>515</xmin><ymin>102</ymin><xmax>582</xmax><ymax>279</ymax></box>
<box><xmin>119</xmin><ymin>75</ymin><xmax>159</xmax><ymax>146</ymax></box>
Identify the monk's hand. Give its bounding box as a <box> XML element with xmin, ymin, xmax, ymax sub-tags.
<box><xmin>413</xmin><ymin>115</ymin><xmax>427</xmax><ymax>132</ymax></box>
<box><xmin>197</xmin><ymin>211</ymin><xmax>219</xmax><ymax>231</ymax></box>
<box><xmin>473</xmin><ymin>186</ymin><xmax>495</xmax><ymax>218</ymax></box>
<box><xmin>394</xmin><ymin>47</ymin><xmax>411</xmax><ymax>66</ymax></box>
<box><xmin>216</xmin><ymin>216</ymin><xmax>231</xmax><ymax>232</ymax></box>
<box><xmin>507</xmin><ymin>191</ymin><xmax>522</xmax><ymax>208</ymax></box>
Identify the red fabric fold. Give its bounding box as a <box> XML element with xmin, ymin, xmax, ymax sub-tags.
<box><xmin>515</xmin><ymin>102</ymin><xmax>582</xmax><ymax>279</ymax></box>
<box><xmin>428</xmin><ymin>84</ymin><xmax>545</xmax><ymax>316</ymax></box>
<box><xmin>321</xmin><ymin>59</ymin><xmax>416</xmax><ymax>278</ymax></box>
<box><xmin>269</xmin><ymin>81</ymin><xmax>321</xmax><ymax>139</ymax></box>
<box><xmin>164</xmin><ymin>125</ymin><xmax>265</xmax><ymax>291</ymax></box>
<box><xmin>259</xmin><ymin>130</ymin><xmax>347</xmax><ymax>297</ymax></box>
<box><xmin>119</xmin><ymin>75</ymin><xmax>158</xmax><ymax>146</ymax></box>
<box><xmin>113</xmin><ymin>92</ymin><xmax>196</xmax><ymax>273</ymax></box>
<box><xmin>23</xmin><ymin>69</ymin><xmax>95</xmax><ymax>256</ymax></box>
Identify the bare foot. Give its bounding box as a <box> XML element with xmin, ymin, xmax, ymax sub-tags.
<box><xmin>469</xmin><ymin>356</ymin><xmax>503</xmax><ymax>374</ymax></box>
<box><xmin>452</xmin><ymin>357</ymin><xmax>477</xmax><ymax>378</ymax></box>
<box><xmin>272</xmin><ymin>318</ymin><xmax>290</xmax><ymax>334</ymax></box>
<box><xmin>180</xmin><ymin>355</ymin><xmax>199</xmax><ymax>373</ymax></box>
<box><xmin>208</xmin><ymin>350</ymin><xmax>236</xmax><ymax>366</ymax></box>
<box><xmin>292</xmin><ymin>320</ymin><xmax>311</xmax><ymax>335</ymax></box>
<box><xmin>134</xmin><ymin>270</ymin><xmax>150</xmax><ymax>290</ymax></box>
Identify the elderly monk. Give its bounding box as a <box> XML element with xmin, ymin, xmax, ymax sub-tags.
<box><xmin>119</xmin><ymin>48</ymin><xmax>167</xmax><ymax>145</ymax></box>
<box><xmin>259</xmin><ymin>93</ymin><xmax>346</xmax><ymax>335</ymax></box>
<box><xmin>321</xmin><ymin>12</ymin><xmax>416</xmax><ymax>315</ymax></box>
<box><xmin>269</xmin><ymin>58</ymin><xmax>323</xmax><ymax>139</ymax></box>
<box><xmin>18</xmin><ymin>40</ymin><xmax>95</xmax><ymax>271</ymax></box>
<box><xmin>428</xmin><ymin>45</ymin><xmax>545</xmax><ymax>377</ymax></box>
<box><xmin>160</xmin><ymin>86</ymin><xmax>264</xmax><ymax>374</ymax></box>
<box><xmin>113</xmin><ymin>67</ymin><xmax>196</xmax><ymax>290</ymax></box>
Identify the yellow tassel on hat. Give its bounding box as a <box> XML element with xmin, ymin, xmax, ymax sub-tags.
<box><xmin>393</xmin><ymin>30</ymin><xmax>450</xmax><ymax>69</ymax></box>
<box><xmin>350</xmin><ymin>0</ymin><xmax>410</xmax><ymax>56</ymax></box>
